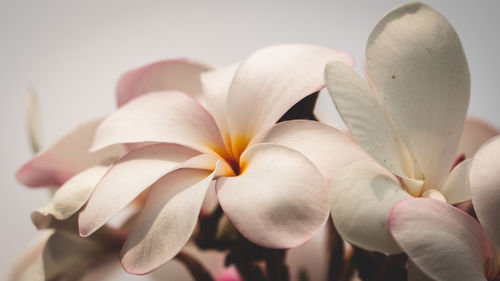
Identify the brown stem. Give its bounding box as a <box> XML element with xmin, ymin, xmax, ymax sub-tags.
<box><xmin>373</xmin><ymin>254</ymin><xmax>407</xmax><ymax>281</ymax></box>
<box><xmin>350</xmin><ymin>246</ymin><xmax>385</xmax><ymax>281</ymax></box>
<box><xmin>327</xmin><ymin>219</ymin><xmax>346</xmax><ymax>281</ymax></box>
<box><xmin>175</xmin><ymin>251</ymin><xmax>215</xmax><ymax>281</ymax></box>
<box><xmin>227</xmin><ymin>234</ymin><xmax>268</xmax><ymax>281</ymax></box>
<box><xmin>195</xmin><ymin>206</ymin><xmax>231</xmax><ymax>250</ymax></box>
<box><xmin>263</xmin><ymin>249</ymin><xmax>289</xmax><ymax>281</ymax></box>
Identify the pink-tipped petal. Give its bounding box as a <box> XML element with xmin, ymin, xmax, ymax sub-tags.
<box><xmin>324</xmin><ymin>61</ymin><xmax>418</xmax><ymax>181</ymax></box>
<box><xmin>458</xmin><ymin>117</ymin><xmax>499</xmax><ymax>158</ymax></box>
<box><xmin>216</xmin><ymin>143</ymin><xmax>329</xmax><ymax>248</ymax></box>
<box><xmin>32</xmin><ymin>166</ymin><xmax>109</xmax><ymax>230</ymax></box>
<box><xmin>91</xmin><ymin>91</ymin><xmax>227</xmax><ymax>157</ymax></box>
<box><xmin>120</xmin><ymin>168</ymin><xmax>217</xmax><ymax>274</ymax></box>
<box><xmin>79</xmin><ymin>144</ymin><xmax>216</xmax><ymax>237</ymax></box>
<box><xmin>366</xmin><ymin>2</ymin><xmax>470</xmax><ymax>188</ymax></box>
<box><xmin>116</xmin><ymin>59</ymin><xmax>212</xmax><ymax>107</ymax></box>
<box><xmin>16</xmin><ymin>119</ymin><xmax>126</xmax><ymax>187</ymax></box>
<box><xmin>471</xmin><ymin>136</ymin><xmax>500</xmax><ymax>267</ymax></box>
<box><xmin>254</xmin><ymin>120</ymin><xmax>372</xmax><ymax>180</ymax></box>
<box><xmin>329</xmin><ymin>161</ymin><xmax>409</xmax><ymax>254</ymax></box>
<box><xmin>389</xmin><ymin>198</ymin><xmax>491</xmax><ymax>281</ymax></box>
<box><xmin>227</xmin><ymin>44</ymin><xmax>354</xmax><ymax>152</ymax></box>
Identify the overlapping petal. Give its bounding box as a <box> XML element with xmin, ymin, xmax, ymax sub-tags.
<box><xmin>79</xmin><ymin>144</ymin><xmax>217</xmax><ymax>237</ymax></box>
<box><xmin>458</xmin><ymin>117</ymin><xmax>499</xmax><ymax>158</ymax></box>
<box><xmin>120</xmin><ymin>168</ymin><xmax>217</xmax><ymax>274</ymax></box>
<box><xmin>91</xmin><ymin>91</ymin><xmax>227</xmax><ymax>157</ymax></box>
<box><xmin>329</xmin><ymin>160</ymin><xmax>410</xmax><ymax>254</ymax></box>
<box><xmin>227</xmin><ymin>44</ymin><xmax>354</xmax><ymax>155</ymax></box>
<box><xmin>116</xmin><ymin>59</ymin><xmax>212</xmax><ymax>107</ymax></box>
<box><xmin>366</xmin><ymin>2</ymin><xmax>470</xmax><ymax>188</ymax></box>
<box><xmin>216</xmin><ymin>143</ymin><xmax>329</xmax><ymax>248</ymax></box>
<box><xmin>389</xmin><ymin>198</ymin><xmax>491</xmax><ymax>281</ymax></box>
<box><xmin>17</xmin><ymin>119</ymin><xmax>126</xmax><ymax>187</ymax></box>
<box><xmin>254</xmin><ymin>120</ymin><xmax>372</xmax><ymax>178</ymax></box>
<box><xmin>439</xmin><ymin>159</ymin><xmax>471</xmax><ymax>204</ymax></box>
<box><xmin>325</xmin><ymin>61</ymin><xmax>417</xmax><ymax>180</ymax></box>
<box><xmin>471</xmin><ymin>136</ymin><xmax>500</xmax><ymax>261</ymax></box>
<box><xmin>31</xmin><ymin>166</ymin><xmax>109</xmax><ymax>230</ymax></box>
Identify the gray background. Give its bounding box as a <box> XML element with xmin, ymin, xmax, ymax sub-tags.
<box><xmin>1</xmin><ymin>0</ymin><xmax>499</xmax><ymax>279</ymax></box>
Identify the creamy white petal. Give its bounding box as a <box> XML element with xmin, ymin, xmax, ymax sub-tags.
<box><xmin>470</xmin><ymin>135</ymin><xmax>500</xmax><ymax>269</ymax></box>
<box><xmin>116</xmin><ymin>59</ymin><xmax>212</xmax><ymax>107</ymax></box>
<box><xmin>329</xmin><ymin>160</ymin><xmax>410</xmax><ymax>253</ymax></box>
<box><xmin>120</xmin><ymin>168</ymin><xmax>217</xmax><ymax>274</ymax></box>
<box><xmin>439</xmin><ymin>159</ymin><xmax>471</xmax><ymax>204</ymax></box>
<box><xmin>79</xmin><ymin>144</ymin><xmax>217</xmax><ymax>237</ymax></box>
<box><xmin>91</xmin><ymin>91</ymin><xmax>227</xmax><ymax>157</ymax></box>
<box><xmin>32</xmin><ymin>166</ymin><xmax>108</xmax><ymax>230</ymax></box>
<box><xmin>17</xmin><ymin>119</ymin><xmax>126</xmax><ymax>187</ymax></box>
<box><xmin>325</xmin><ymin>61</ymin><xmax>418</xmax><ymax>180</ymax></box>
<box><xmin>458</xmin><ymin>117</ymin><xmax>499</xmax><ymax>158</ymax></box>
<box><xmin>253</xmin><ymin>120</ymin><xmax>372</xmax><ymax>179</ymax></box>
<box><xmin>389</xmin><ymin>198</ymin><xmax>490</xmax><ymax>281</ymax></box>
<box><xmin>227</xmin><ymin>44</ymin><xmax>354</xmax><ymax>154</ymax></box>
<box><xmin>217</xmin><ymin>143</ymin><xmax>329</xmax><ymax>248</ymax></box>
<box><xmin>366</xmin><ymin>2</ymin><xmax>470</xmax><ymax>188</ymax></box>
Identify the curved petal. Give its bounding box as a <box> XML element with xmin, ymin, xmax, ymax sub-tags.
<box><xmin>201</xmin><ymin>63</ymin><xmax>239</xmax><ymax>143</ymax></box>
<box><xmin>253</xmin><ymin>120</ymin><xmax>372</xmax><ymax>179</ymax></box>
<box><xmin>32</xmin><ymin>166</ymin><xmax>109</xmax><ymax>230</ymax></box>
<box><xmin>329</xmin><ymin>160</ymin><xmax>409</xmax><ymax>254</ymax></box>
<box><xmin>439</xmin><ymin>159</ymin><xmax>471</xmax><ymax>204</ymax></box>
<box><xmin>287</xmin><ymin>227</ymin><xmax>328</xmax><ymax>281</ymax></box>
<box><xmin>226</xmin><ymin>44</ymin><xmax>354</xmax><ymax>154</ymax></box>
<box><xmin>120</xmin><ymin>167</ymin><xmax>217</xmax><ymax>274</ymax></box>
<box><xmin>17</xmin><ymin>119</ymin><xmax>126</xmax><ymax>187</ymax></box>
<box><xmin>79</xmin><ymin>144</ymin><xmax>218</xmax><ymax>237</ymax></box>
<box><xmin>8</xmin><ymin>231</ymin><xmax>53</xmax><ymax>281</ymax></box>
<box><xmin>366</xmin><ymin>2</ymin><xmax>470</xmax><ymax>188</ymax></box>
<box><xmin>324</xmin><ymin>61</ymin><xmax>418</xmax><ymax>181</ymax></box>
<box><xmin>91</xmin><ymin>91</ymin><xmax>227</xmax><ymax>157</ymax></box>
<box><xmin>116</xmin><ymin>59</ymin><xmax>212</xmax><ymax>107</ymax></box>
<box><xmin>389</xmin><ymin>198</ymin><xmax>491</xmax><ymax>281</ymax></box>
<box><xmin>471</xmin><ymin>136</ymin><xmax>500</xmax><ymax>264</ymax></box>
<box><xmin>407</xmin><ymin>261</ymin><xmax>439</xmax><ymax>281</ymax></box>
<box><xmin>216</xmin><ymin>143</ymin><xmax>329</xmax><ymax>248</ymax></box>
<box><xmin>458</xmin><ymin>117</ymin><xmax>499</xmax><ymax>158</ymax></box>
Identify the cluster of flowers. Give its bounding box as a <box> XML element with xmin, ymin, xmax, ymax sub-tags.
<box><xmin>11</xmin><ymin>2</ymin><xmax>500</xmax><ymax>281</ymax></box>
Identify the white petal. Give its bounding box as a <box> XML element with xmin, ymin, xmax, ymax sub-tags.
<box><xmin>253</xmin><ymin>120</ymin><xmax>372</xmax><ymax>179</ymax></box>
<box><xmin>32</xmin><ymin>166</ymin><xmax>108</xmax><ymax>229</ymax></box>
<box><xmin>226</xmin><ymin>44</ymin><xmax>354</xmax><ymax>154</ymax></box>
<box><xmin>470</xmin><ymin>136</ymin><xmax>500</xmax><ymax>265</ymax></box>
<box><xmin>217</xmin><ymin>143</ymin><xmax>329</xmax><ymax>248</ymax></box>
<box><xmin>389</xmin><ymin>198</ymin><xmax>491</xmax><ymax>281</ymax></box>
<box><xmin>439</xmin><ymin>159</ymin><xmax>471</xmax><ymax>204</ymax></box>
<box><xmin>91</xmin><ymin>91</ymin><xmax>227</xmax><ymax>157</ymax></box>
<box><xmin>116</xmin><ymin>59</ymin><xmax>212</xmax><ymax>107</ymax></box>
<box><xmin>17</xmin><ymin>119</ymin><xmax>126</xmax><ymax>187</ymax></box>
<box><xmin>120</xmin><ymin>167</ymin><xmax>217</xmax><ymax>274</ymax></box>
<box><xmin>329</xmin><ymin>160</ymin><xmax>410</xmax><ymax>253</ymax></box>
<box><xmin>458</xmin><ymin>117</ymin><xmax>499</xmax><ymax>158</ymax></box>
<box><xmin>201</xmin><ymin>63</ymin><xmax>240</xmax><ymax>144</ymax></box>
<box><xmin>324</xmin><ymin>61</ymin><xmax>418</xmax><ymax>181</ymax></box>
<box><xmin>79</xmin><ymin>144</ymin><xmax>217</xmax><ymax>237</ymax></box>
<box><xmin>366</xmin><ymin>2</ymin><xmax>470</xmax><ymax>188</ymax></box>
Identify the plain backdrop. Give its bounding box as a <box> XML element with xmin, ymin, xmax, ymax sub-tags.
<box><xmin>1</xmin><ymin>0</ymin><xmax>499</xmax><ymax>279</ymax></box>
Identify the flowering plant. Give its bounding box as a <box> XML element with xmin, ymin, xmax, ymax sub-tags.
<box><xmin>11</xmin><ymin>2</ymin><xmax>499</xmax><ymax>281</ymax></box>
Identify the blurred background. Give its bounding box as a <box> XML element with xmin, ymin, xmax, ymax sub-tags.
<box><xmin>1</xmin><ymin>0</ymin><xmax>499</xmax><ymax>279</ymax></box>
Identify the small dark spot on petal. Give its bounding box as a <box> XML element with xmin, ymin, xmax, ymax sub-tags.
<box><xmin>392</xmin><ymin>75</ymin><xmax>396</xmax><ymax>80</ymax></box>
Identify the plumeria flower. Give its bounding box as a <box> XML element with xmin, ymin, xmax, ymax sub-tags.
<box><xmin>78</xmin><ymin>44</ymin><xmax>368</xmax><ymax>274</ymax></box>
<box><xmin>389</xmin><ymin>135</ymin><xmax>500</xmax><ymax>281</ymax></box>
<box><xmin>325</xmin><ymin>2</ymin><xmax>475</xmax><ymax>255</ymax></box>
